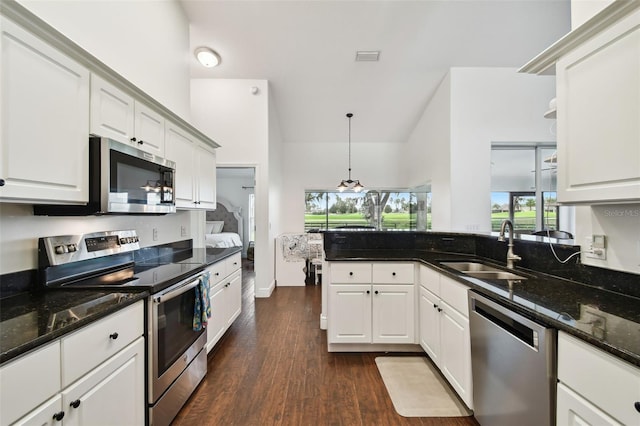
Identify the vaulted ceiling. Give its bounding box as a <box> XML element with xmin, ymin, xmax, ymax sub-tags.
<box><xmin>182</xmin><ymin>0</ymin><xmax>571</xmax><ymax>145</ymax></box>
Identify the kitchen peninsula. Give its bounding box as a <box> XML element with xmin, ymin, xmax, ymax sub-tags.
<box><xmin>322</xmin><ymin>230</ymin><xmax>640</xmax><ymax>365</ymax></box>
<box><xmin>322</xmin><ymin>230</ymin><xmax>640</xmax><ymax>422</ymax></box>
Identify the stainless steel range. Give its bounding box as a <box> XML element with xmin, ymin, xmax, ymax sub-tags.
<box><xmin>39</xmin><ymin>230</ymin><xmax>209</xmax><ymax>426</ymax></box>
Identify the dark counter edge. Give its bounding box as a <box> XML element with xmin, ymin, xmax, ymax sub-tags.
<box><xmin>325</xmin><ymin>252</ymin><xmax>640</xmax><ymax>368</ymax></box>
<box><xmin>0</xmin><ymin>290</ymin><xmax>149</xmax><ymax>365</ymax></box>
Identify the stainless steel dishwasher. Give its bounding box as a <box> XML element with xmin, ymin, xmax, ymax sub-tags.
<box><xmin>469</xmin><ymin>291</ymin><xmax>556</xmax><ymax>426</ymax></box>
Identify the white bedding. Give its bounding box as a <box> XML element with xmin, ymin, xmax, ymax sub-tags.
<box><xmin>205</xmin><ymin>232</ymin><xmax>242</xmax><ymax>248</ymax></box>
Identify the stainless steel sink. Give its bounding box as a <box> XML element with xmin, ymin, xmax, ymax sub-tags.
<box><xmin>440</xmin><ymin>262</ymin><xmax>502</xmax><ymax>272</ymax></box>
<box><xmin>462</xmin><ymin>271</ymin><xmax>527</xmax><ymax>280</ymax></box>
<box><xmin>439</xmin><ymin>261</ymin><xmax>527</xmax><ymax>280</ymax></box>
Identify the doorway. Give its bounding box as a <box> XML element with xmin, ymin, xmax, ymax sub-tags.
<box><xmin>215</xmin><ymin>167</ymin><xmax>256</xmax><ymax>259</ymax></box>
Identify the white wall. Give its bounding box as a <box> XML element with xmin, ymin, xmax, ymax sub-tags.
<box><xmin>575</xmin><ymin>205</ymin><xmax>640</xmax><ymax>274</ymax></box>
<box><xmin>190</xmin><ymin>78</ymin><xmax>276</xmax><ymax>297</ymax></box>
<box><xmin>17</xmin><ymin>0</ymin><xmax>192</xmax><ymax>120</ymax></box>
<box><xmin>449</xmin><ymin>68</ymin><xmax>556</xmax><ymax>232</ymax></box>
<box><xmin>406</xmin><ymin>72</ymin><xmax>452</xmax><ymax>230</ymax></box>
<box><xmin>571</xmin><ymin>0</ymin><xmax>615</xmax><ymax>29</ymax></box>
<box><xmin>280</xmin><ymin>141</ymin><xmax>405</xmax><ymax>232</ymax></box>
<box><xmin>0</xmin><ymin>203</ymin><xmax>199</xmax><ymax>274</ymax></box>
<box><xmin>407</xmin><ymin>68</ymin><xmax>556</xmax><ymax>233</ymax></box>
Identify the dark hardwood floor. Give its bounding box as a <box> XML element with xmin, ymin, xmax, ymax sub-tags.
<box><xmin>172</xmin><ymin>260</ymin><xmax>479</xmax><ymax>425</ymax></box>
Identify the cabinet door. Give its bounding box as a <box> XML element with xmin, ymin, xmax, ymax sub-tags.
<box><xmin>419</xmin><ymin>286</ymin><xmax>441</xmax><ymax>364</ymax></box>
<box><xmin>207</xmin><ymin>284</ymin><xmax>227</xmax><ymax>352</ymax></box>
<box><xmin>226</xmin><ymin>271</ymin><xmax>242</xmax><ymax>327</ymax></box>
<box><xmin>134</xmin><ymin>102</ymin><xmax>165</xmax><ymax>157</ymax></box>
<box><xmin>165</xmin><ymin>124</ymin><xmax>196</xmax><ymax>208</ymax></box>
<box><xmin>328</xmin><ymin>285</ymin><xmax>371</xmax><ymax>343</ymax></box>
<box><xmin>0</xmin><ymin>341</ymin><xmax>61</xmax><ymax>425</ymax></box>
<box><xmin>0</xmin><ymin>18</ymin><xmax>89</xmax><ymax>204</ymax></box>
<box><xmin>557</xmin><ymin>383</ymin><xmax>623</xmax><ymax>426</ymax></box>
<box><xmin>89</xmin><ymin>73</ymin><xmax>134</xmax><ymax>144</ymax></box>
<box><xmin>372</xmin><ymin>284</ymin><xmax>415</xmax><ymax>344</ymax></box>
<box><xmin>62</xmin><ymin>338</ymin><xmax>145</xmax><ymax>426</ymax></box>
<box><xmin>556</xmin><ymin>9</ymin><xmax>640</xmax><ymax>203</ymax></box>
<box><xmin>196</xmin><ymin>143</ymin><xmax>217</xmax><ymax>209</ymax></box>
<box><xmin>439</xmin><ymin>300</ymin><xmax>473</xmax><ymax>409</ymax></box>
<box><xmin>11</xmin><ymin>395</ymin><xmax>63</xmax><ymax>426</ymax></box>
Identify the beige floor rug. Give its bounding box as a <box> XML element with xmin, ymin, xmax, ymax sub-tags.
<box><xmin>375</xmin><ymin>356</ymin><xmax>472</xmax><ymax>418</ymax></box>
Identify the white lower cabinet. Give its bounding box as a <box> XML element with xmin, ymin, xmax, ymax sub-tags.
<box><xmin>61</xmin><ymin>338</ymin><xmax>145</xmax><ymax>426</ymax></box>
<box><xmin>418</xmin><ymin>265</ymin><xmax>472</xmax><ymax>409</ymax></box>
<box><xmin>557</xmin><ymin>331</ymin><xmax>640</xmax><ymax>425</ymax></box>
<box><xmin>328</xmin><ymin>262</ymin><xmax>416</xmax><ymax>346</ymax></box>
<box><xmin>557</xmin><ymin>382</ymin><xmax>622</xmax><ymax>426</ymax></box>
<box><xmin>206</xmin><ymin>253</ymin><xmax>242</xmax><ymax>352</ymax></box>
<box><xmin>0</xmin><ymin>301</ymin><xmax>145</xmax><ymax>426</ymax></box>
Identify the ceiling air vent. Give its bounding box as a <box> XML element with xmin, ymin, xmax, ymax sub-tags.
<box><xmin>355</xmin><ymin>51</ymin><xmax>380</xmax><ymax>62</ymax></box>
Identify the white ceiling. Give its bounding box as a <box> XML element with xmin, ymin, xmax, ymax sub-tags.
<box><xmin>181</xmin><ymin>0</ymin><xmax>571</xmax><ymax>145</ymax></box>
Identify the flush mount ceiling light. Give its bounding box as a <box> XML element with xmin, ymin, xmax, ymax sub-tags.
<box><xmin>194</xmin><ymin>46</ymin><xmax>220</xmax><ymax>68</ymax></box>
<box><xmin>337</xmin><ymin>113</ymin><xmax>364</xmax><ymax>193</ymax></box>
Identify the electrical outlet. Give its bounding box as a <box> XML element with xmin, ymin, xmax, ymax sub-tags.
<box><xmin>585</xmin><ymin>247</ymin><xmax>606</xmax><ymax>260</ymax></box>
<box><xmin>153</xmin><ymin>228</ymin><xmax>158</xmax><ymax>241</ymax></box>
<box><xmin>180</xmin><ymin>226</ymin><xmax>187</xmax><ymax>237</ymax></box>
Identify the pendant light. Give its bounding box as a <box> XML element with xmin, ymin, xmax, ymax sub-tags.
<box><xmin>337</xmin><ymin>113</ymin><xmax>364</xmax><ymax>192</ymax></box>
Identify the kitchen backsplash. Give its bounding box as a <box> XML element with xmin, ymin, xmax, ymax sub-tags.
<box><xmin>324</xmin><ymin>230</ymin><xmax>640</xmax><ymax>298</ymax></box>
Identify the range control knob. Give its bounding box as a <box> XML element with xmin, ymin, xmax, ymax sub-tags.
<box><xmin>55</xmin><ymin>245</ymin><xmax>68</xmax><ymax>255</ymax></box>
<box><xmin>66</xmin><ymin>244</ymin><xmax>77</xmax><ymax>252</ymax></box>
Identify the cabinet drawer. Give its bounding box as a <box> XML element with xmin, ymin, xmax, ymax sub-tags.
<box><xmin>61</xmin><ymin>301</ymin><xmax>144</xmax><ymax>386</ymax></box>
<box><xmin>207</xmin><ymin>261</ymin><xmax>226</xmax><ymax>287</ymax></box>
<box><xmin>330</xmin><ymin>262</ymin><xmax>372</xmax><ymax>283</ymax></box>
<box><xmin>419</xmin><ymin>264</ymin><xmax>440</xmax><ymax>295</ymax></box>
<box><xmin>0</xmin><ymin>341</ymin><xmax>61</xmax><ymax>425</ymax></box>
<box><xmin>439</xmin><ymin>275</ymin><xmax>469</xmax><ymax>317</ymax></box>
<box><xmin>225</xmin><ymin>253</ymin><xmax>242</xmax><ymax>275</ymax></box>
<box><xmin>372</xmin><ymin>263</ymin><xmax>414</xmax><ymax>284</ymax></box>
<box><xmin>558</xmin><ymin>331</ymin><xmax>640</xmax><ymax>425</ymax></box>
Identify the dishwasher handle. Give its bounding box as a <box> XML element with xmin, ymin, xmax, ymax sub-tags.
<box><xmin>470</xmin><ymin>292</ymin><xmax>546</xmax><ymax>351</ymax></box>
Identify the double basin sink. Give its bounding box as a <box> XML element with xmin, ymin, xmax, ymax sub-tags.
<box><xmin>439</xmin><ymin>261</ymin><xmax>527</xmax><ymax>281</ymax></box>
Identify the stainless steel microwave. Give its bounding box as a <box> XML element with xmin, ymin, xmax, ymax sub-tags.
<box><xmin>35</xmin><ymin>137</ymin><xmax>176</xmax><ymax>215</ymax></box>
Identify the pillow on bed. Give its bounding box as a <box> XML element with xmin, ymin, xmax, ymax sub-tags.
<box><xmin>207</xmin><ymin>221</ymin><xmax>224</xmax><ymax>234</ymax></box>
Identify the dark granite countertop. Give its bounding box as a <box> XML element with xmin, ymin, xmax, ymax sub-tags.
<box><xmin>0</xmin><ymin>289</ymin><xmax>148</xmax><ymax>365</ymax></box>
<box><xmin>0</xmin><ymin>246</ymin><xmax>241</xmax><ymax>365</ymax></box>
<box><xmin>325</xmin><ymin>249</ymin><xmax>640</xmax><ymax>368</ymax></box>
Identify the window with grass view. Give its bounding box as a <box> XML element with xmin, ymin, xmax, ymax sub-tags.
<box><xmin>491</xmin><ymin>144</ymin><xmax>558</xmax><ymax>233</ymax></box>
<box><xmin>304</xmin><ymin>190</ymin><xmax>431</xmax><ymax>231</ymax></box>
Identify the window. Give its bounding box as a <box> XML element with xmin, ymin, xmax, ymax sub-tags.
<box><xmin>490</xmin><ymin>144</ymin><xmax>559</xmax><ymax>233</ymax></box>
<box><xmin>304</xmin><ymin>189</ymin><xmax>430</xmax><ymax>231</ymax></box>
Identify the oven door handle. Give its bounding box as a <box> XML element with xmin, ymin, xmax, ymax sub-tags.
<box><xmin>153</xmin><ymin>277</ymin><xmax>201</xmax><ymax>304</ymax></box>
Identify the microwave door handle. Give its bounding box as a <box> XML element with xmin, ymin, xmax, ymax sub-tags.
<box><xmin>153</xmin><ymin>278</ymin><xmax>200</xmax><ymax>304</ymax></box>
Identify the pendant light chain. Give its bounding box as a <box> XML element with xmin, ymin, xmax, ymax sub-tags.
<box><xmin>347</xmin><ymin>112</ymin><xmax>352</xmax><ymax>181</ymax></box>
<box><xmin>337</xmin><ymin>112</ymin><xmax>363</xmax><ymax>192</ymax></box>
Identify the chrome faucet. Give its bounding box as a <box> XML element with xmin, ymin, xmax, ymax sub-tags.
<box><xmin>498</xmin><ymin>220</ymin><xmax>521</xmax><ymax>269</ymax></box>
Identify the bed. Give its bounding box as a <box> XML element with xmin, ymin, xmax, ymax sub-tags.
<box><xmin>205</xmin><ymin>199</ymin><xmax>244</xmax><ymax>249</ymax></box>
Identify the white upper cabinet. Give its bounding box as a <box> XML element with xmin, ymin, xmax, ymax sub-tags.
<box><xmin>165</xmin><ymin>123</ymin><xmax>216</xmax><ymax>210</ymax></box>
<box><xmin>90</xmin><ymin>74</ymin><xmax>165</xmax><ymax>157</ymax></box>
<box><xmin>521</xmin><ymin>3</ymin><xmax>640</xmax><ymax>204</ymax></box>
<box><xmin>0</xmin><ymin>17</ymin><xmax>89</xmax><ymax>204</ymax></box>
<box><xmin>134</xmin><ymin>102</ymin><xmax>165</xmax><ymax>156</ymax></box>
<box><xmin>556</xmin><ymin>8</ymin><xmax>640</xmax><ymax>204</ymax></box>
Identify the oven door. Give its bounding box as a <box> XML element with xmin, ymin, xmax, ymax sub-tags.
<box><xmin>149</xmin><ymin>273</ymin><xmax>207</xmax><ymax>403</ymax></box>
